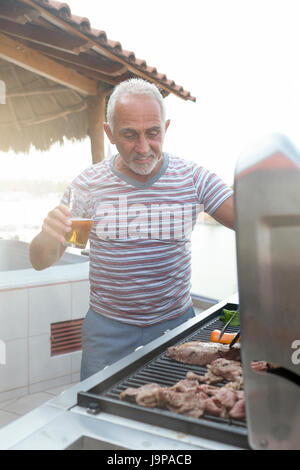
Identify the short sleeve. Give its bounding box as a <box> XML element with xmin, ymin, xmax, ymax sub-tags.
<box><xmin>193</xmin><ymin>166</ymin><xmax>233</xmax><ymax>215</ymax></box>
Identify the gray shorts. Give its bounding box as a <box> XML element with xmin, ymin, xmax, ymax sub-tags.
<box><xmin>80</xmin><ymin>305</ymin><xmax>195</xmax><ymax>381</ymax></box>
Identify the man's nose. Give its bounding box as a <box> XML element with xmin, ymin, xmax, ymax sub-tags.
<box><xmin>135</xmin><ymin>134</ymin><xmax>150</xmax><ymax>153</ymax></box>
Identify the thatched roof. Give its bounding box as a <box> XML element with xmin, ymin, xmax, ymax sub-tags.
<box><xmin>0</xmin><ymin>60</ymin><xmax>89</xmax><ymax>152</ymax></box>
<box><xmin>0</xmin><ymin>0</ymin><xmax>195</xmax><ymax>154</ymax></box>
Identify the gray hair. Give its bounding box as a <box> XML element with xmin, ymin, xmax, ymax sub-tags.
<box><xmin>106</xmin><ymin>78</ymin><xmax>166</xmax><ymax>132</ymax></box>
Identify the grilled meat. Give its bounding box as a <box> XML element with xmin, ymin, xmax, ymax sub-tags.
<box><xmin>157</xmin><ymin>389</ymin><xmax>208</xmax><ymax>418</ymax></box>
<box><xmin>167</xmin><ymin>341</ymin><xmax>240</xmax><ymax>366</ymax></box>
<box><xmin>120</xmin><ymin>379</ymin><xmax>246</xmax><ymax>420</ymax></box>
<box><xmin>191</xmin><ymin>376</ymin><xmax>246</xmax><ymax>418</ymax></box>
<box><xmin>170</xmin><ymin>378</ymin><xmax>200</xmax><ymax>393</ymax></box>
<box><xmin>204</xmin><ymin>397</ymin><xmax>227</xmax><ymax>418</ymax></box>
<box><xmin>119</xmin><ymin>342</ymin><xmax>248</xmax><ymax>420</ymax></box>
<box><xmin>250</xmin><ymin>360</ymin><xmax>268</xmax><ymax>372</ymax></box>
<box><xmin>201</xmin><ymin>358</ymin><xmax>243</xmax><ymax>386</ymax></box>
<box><xmin>120</xmin><ymin>383</ymin><xmax>163</xmax><ymax>408</ymax></box>
<box><xmin>215</xmin><ymin>387</ymin><xmax>239</xmax><ymax>409</ymax></box>
<box><xmin>229</xmin><ymin>398</ymin><xmax>246</xmax><ymax>420</ymax></box>
<box><xmin>186</xmin><ymin>371</ymin><xmax>203</xmax><ymax>381</ymax></box>
<box><xmin>223</xmin><ymin>379</ymin><xmax>243</xmax><ymax>390</ymax></box>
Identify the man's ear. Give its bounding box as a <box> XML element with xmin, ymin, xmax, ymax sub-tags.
<box><xmin>103</xmin><ymin>122</ymin><xmax>115</xmax><ymax>144</ymax></box>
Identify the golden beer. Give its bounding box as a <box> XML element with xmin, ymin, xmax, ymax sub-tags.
<box><xmin>64</xmin><ymin>218</ymin><xmax>94</xmax><ymax>249</ymax></box>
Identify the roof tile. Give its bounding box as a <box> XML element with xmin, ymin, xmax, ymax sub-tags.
<box><xmin>33</xmin><ymin>0</ymin><xmax>196</xmax><ymax>101</ymax></box>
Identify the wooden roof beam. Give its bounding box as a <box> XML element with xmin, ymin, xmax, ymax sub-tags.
<box><xmin>53</xmin><ymin>59</ymin><xmax>120</xmax><ymax>86</ymax></box>
<box><xmin>25</xmin><ymin>41</ymin><xmax>127</xmax><ymax>76</ymax></box>
<box><xmin>0</xmin><ymin>0</ymin><xmax>40</xmax><ymax>25</ymax></box>
<box><xmin>0</xmin><ymin>17</ymin><xmax>88</xmax><ymax>54</ymax></box>
<box><xmin>0</xmin><ymin>32</ymin><xmax>98</xmax><ymax>96</ymax></box>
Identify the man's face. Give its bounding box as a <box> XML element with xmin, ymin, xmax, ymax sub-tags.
<box><xmin>104</xmin><ymin>95</ymin><xmax>170</xmax><ymax>176</ymax></box>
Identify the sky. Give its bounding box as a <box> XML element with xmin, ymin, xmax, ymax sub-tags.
<box><xmin>2</xmin><ymin>0</ymin><xmax>300</xmax><ymax>185</ymax></box>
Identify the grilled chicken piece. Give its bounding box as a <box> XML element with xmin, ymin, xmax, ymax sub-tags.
<box><xmin>250</xmin><ymin>360</ymin><xmax>268</xmax><ymax>372</ymax></box>
<box><xmin>170</xmin><ymin>379</ymin><xmax>200</xmax><ymax>393</ymax></box>
<box><xmin>120</xmin><ymin>383</ymin><xmax>163</xmax><ymax>408</ymax></box>
<box><xmin>204</xmin><ymin>397</ymin><xmax>228</xmax><ymax>418</ymax></box>
<box><xmin>229</xmin><ymin>398</ymin><xmax>246</xmax><ymax>420</ymax></box>
<box><xmin>206</xmin><ymin>358</ymin><xmax>243</xmax><ymax>383</ymax></box>
<box><xmin>120</xmin><ymin>380</ymin><xmax>246</xmax><ymax>420</ymax></box>
<box><xmin>193</xmin><ymin>358</ymin><xmax>243</xmax><ymax>386</ymax></box>
<box><xmin>214</xmin><ymin>387</ymin><xmax>238</xmax><ymax>409</ymax></box>
<box><xmin>186</xmin><ymin>371</ymin><xmax>203</xmax><ymax>381</ymax></box>
<box><xmin>157</xmin><ymin>389</ymin><xmax>208</xmax><ymax>418</ymax></box>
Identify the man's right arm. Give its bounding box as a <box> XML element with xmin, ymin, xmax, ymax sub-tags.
<box><xmin>29</xmin><ymin>204</ymin><xmax>71</xmax><ymax>271</ymax></box>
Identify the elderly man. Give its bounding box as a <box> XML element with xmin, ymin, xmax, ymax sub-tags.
<box><xmin>30</xmin><ymin>78</ymin><xmax>234</xmax><ymax>380</ymax></box>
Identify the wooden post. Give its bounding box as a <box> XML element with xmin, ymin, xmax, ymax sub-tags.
<box><xmin>87</xmin><ymin>93</ymin><xmax>106</xmax><ymax>164</ymax></box>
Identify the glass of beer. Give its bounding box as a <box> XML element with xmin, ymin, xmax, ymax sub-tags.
<box><xmin>64</xmin><ymin>188</ymin><xmax>95</xmax><ymax>249</ymax></box>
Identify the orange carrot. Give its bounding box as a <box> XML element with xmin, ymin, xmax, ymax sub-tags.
<box><xmin>210</xmin><ymin>329</ymin><xmax>240</xmax><ymax>344</ymax></box>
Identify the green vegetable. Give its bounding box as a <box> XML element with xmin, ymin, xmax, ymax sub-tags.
<box><xmin>219</xmin><ymin>309</ymin><xmax>240</xmax><ymax>326</ymax></box>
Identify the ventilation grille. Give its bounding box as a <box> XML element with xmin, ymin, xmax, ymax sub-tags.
<box><xmin>51</xmin><ymin>319</ymin><xmax>84</xmax><ymax>356</ymax></box>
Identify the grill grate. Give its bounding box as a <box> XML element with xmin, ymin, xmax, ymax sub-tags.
<box><xmin>77</xmin><ymin>303</ymin><xmax>249</xmax><ymax>448</ymax></box>
<box><xmin>102</xmin><ymin>313</ymin><xmax>245</xmax><ymax>427</ymax></box>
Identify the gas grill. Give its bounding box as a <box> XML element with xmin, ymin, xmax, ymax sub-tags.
<box><xmin>0</xmin><ymin>133</ymin><xmax>299</xmax><ymax>451</ymax></box>
<box><xmin>74</xmin><ymin>132</ymin><xmax>300</xmax><ymax>450</ymax></box>
<box><xmin>77</xmin><ymin>301</ymin><xmax>248</xmax><ymax>449</ymax></box>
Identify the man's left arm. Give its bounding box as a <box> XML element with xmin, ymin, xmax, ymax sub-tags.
<box><xmin>211</xmin><ymin>195</ymin><xmax>234</xmax><ymax>230</ymax></box>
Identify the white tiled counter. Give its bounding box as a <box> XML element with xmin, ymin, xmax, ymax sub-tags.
<box><xmin>0</xmin><ymin>240</ymin><xmax>90</xmax><ymax>403</ymax></box>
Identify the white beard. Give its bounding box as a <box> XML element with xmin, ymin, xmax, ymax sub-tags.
<box><xmin>127</xmin><ymin>155</ymin><xmax>160</xmax><ymax>176</ymax></box>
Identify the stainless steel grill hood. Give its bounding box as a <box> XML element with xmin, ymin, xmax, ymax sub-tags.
<box><xmin>235</xmin><ymin>133</ymin><xmax>300</xmax><ymax>450</ymax></box>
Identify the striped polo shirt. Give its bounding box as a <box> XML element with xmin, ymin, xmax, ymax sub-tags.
<box><xmin>63</xmin><ymin>153</ymin><xmax>233</xmax><ymax>326</ymax></box>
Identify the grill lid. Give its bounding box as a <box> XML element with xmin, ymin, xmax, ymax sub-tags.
<box><xmin>235</xmin><ymin>133</ymin><xmax>300</xmax><ymax>450</ymax></box>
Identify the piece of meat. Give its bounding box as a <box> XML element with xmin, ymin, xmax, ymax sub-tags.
<box><xmin>210</xmin><ymin>358</ymin><xmax>242</xmax><ymax>381</ymax></box>
<box><xmin>191</xmin><ymin>375</ymin><xmax>246</xmax><ymax>418</ymax></box>
<box><xmin>201</xmin><ymin>358</ymin><xmax>243</xmax><ymax>385</ymax></box>
<box><xmin>157</xmin><ymin>388</ymin><xmax>208</xmax><ymax>418</ymax></box>
<box><xmin>167</xmin><ymin>341</ymin><xmax>240</xmax><ymax>366</ymax></box>
<box><xmin>204</xmin><ymin>397</ymin><xmax>227</xmax><ymax>418</ymax></box>
<box><xmin>120</xmin><ymin>380</ymin><xmax>246</xmax><ymax>420</ymax></box>
<box><xmin>136</xmin><ymin>387</ymin><xmax>162</xmax><ymax>408</ymax></box>
<box><xmin>214</xmin><ymin>388</ymin><xmax>238</xmax><ymax>409</ymax></box>
<box><xmin>251</xmin><ymin>361</ymin><xmax>268</xmax><ymax>372</ymax></box>
<box><xmin>170</xmin><ymin>379</ymin><xmax>200</xmax><ymax>393</ymax></box>
<box><xmin>200</xmin><ymin>370</ymin><xmax>223</xmax><ymax>385</ymax></box>
<box><xmin>187</xmin><ymin>370</ymin><xmax>244</xmax><ymax>390</ymax></box>
<box><xmin>186</xmin><ymin>371</ymin><xmax>203</xmax><ymax>381</ymax></box>
<box><xmin>119</xmin><ymin>387</ymin><xmax>140</xmax><ymax>400</ymax></box>
<box><xmin>197</xmin><ymin>383</ymin><xmax>220</xmax><ymax>396</ymax></box>
<box><xmin>120</xmin><ymin>383</ymin><xmax>163</xmax><ymax>408</ymax></box>
<box><xmin>203</xmin><ymin>386</ymin><xmax>246</xmax><ymax>419</ymax></box>
<box><xmin>229</xmin><ymin>398</ymin><xmax>246</xmax><ymax>420</ymax></box>
<box><xmin>223</xmin><ymin>378</ymin><xmax>244</xmax><ymax>390</ymax></box>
